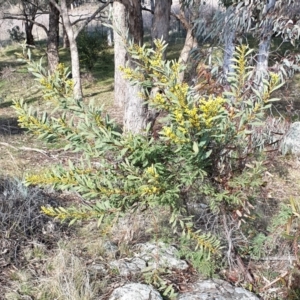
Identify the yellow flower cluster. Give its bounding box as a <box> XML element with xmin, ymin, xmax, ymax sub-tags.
<box><xmin>145</xmin><ymin>165</ymin><xmax>159</xmax><ymax>179</ymax></box>
<box><xmin>94</xmin><ymin>114</ymin><xmax>104</xmax><ymax>127</ymax></box>
<box><xmin>17</xmin><ymin>114</ymin><xmax>52</xmax><ymax>134</ymax></box>
<box><xmin>119</xmin><ymin>66</ymin><xmax>133</xmax><ymax>79</ymax></box>
<box><xmin>170</xmin><ymin>83</ymin><xmax>189</xmax><ymax>109</ymax></box>
<box><xmin>39</xmin><ymin>77</ymin><xmax>52</xmax><ymax>90</ymax></box>
<box><xmin>200</xmin><ymin>96</ymin><xmax>225</xmax><ymax>128</ymax></box>
<box><xmin>140</xmin><ymin>185</ymin><xmax>160</xmax><ymax>195</ymax></box>
<box><xmin>262</xmin><ymin>72</ymin><xmax>280</xmax><ymax>103</ymax></box>
<box><xmin>152</xmin><ymin>93</ymin><xmax>169</xmax><ymax>109</ymax></box>
<box><xmin>120</xmin><ymin>66</ymin><xmax>144</xmax><ymax>81</ymax></box>
<box><xmin>41</xmin><ymin>206</ymin><xmax>91</xmax><ymax>220</ymax></box>
<box><xmin>162</xmin><ymin>126</ymin><xmax>188</xmax><ymax>144</ymax></box>
<box><xmin>38</xmin><ymin>63</ymin><xmax>74</xmax><ymax>101</ymax></box>
<box><xmin>26</xmin><ymin>174</ymin><xmax>77</xmax><ymax>186</ymax></box>
<box><xmin>185</xmin><ymin>106</ymin><xmax>201</xmax><ymax>129</ymax></box>
<box><xmin>99</xmin><ymin>186</ymin><xmax>125</xmax><ymax>196</ymax></box>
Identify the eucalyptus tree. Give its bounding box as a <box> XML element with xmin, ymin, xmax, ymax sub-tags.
<box><xmin>151</xmin><ymin>0</ymin><xmax>172</xmax><ymax>46</ymax></box>
<box><xmin>49</xmin><ymin>0</ymin><xmax>111</xmax><ymax>100</ymax></box>
<box><xmin>47</xmin><ymin>0</ymin><xmax>60</xmax><ymax>72</ymax></box>
<box><xmin>113</xmin><ymin>0</ymin><xmax>150</xmax><ymax>133</ymax></box>
<box><xmin>2</xmin><ymin>0</ymin><xmax>47</xmax><ymax>45</ymax></box>
<box><xmin>172</xmin><ymin>0</ymin><xmax>202</xmax><ymax>82</ymax></box>
<box><xmin>2</xmin><ymin>0</ymin><xmax>60</xmax><ymax>71</ymax></box>
<box><xmin>195</xmin><ymin>0</ymin><xmax>300</xmax><ymax>86</ymax></box>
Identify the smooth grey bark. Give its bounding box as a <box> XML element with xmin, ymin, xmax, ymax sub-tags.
<box><xmin>107</xmin><ymin>2</ymin><xmax>113</xmax><ymax>47</ymax></box>
<box><xmin>47</xmin><ymin>0</ymin><xmax>60</xmax><ymax>73</ymax></box>
<box><xmin>176</xmin><ymin>9</ymin><xmax>198</xmax><ymax>82</ymax></box>
<box><xmin>256</xmin><ymin>0</ymin><xmax>276</xmax><ymax>91</ymax></box>
<box><xmin>113</xmin><ymin>1</ymin><xmax>127</xmax><ymax>108</ymax></box>
<box><xmin>113</xmin><ymin>0</ymin><xmax>149</xmax><ymax>133</ymax></box>
<box><xmin>60</xmin><ymin>0</ymin><xmax>83</xmax><ymax>100</ymax></box>
<box><xmin>222</xmin><ymin>23</ymin><xmax>236</xmax><ymax>83</ymax></box>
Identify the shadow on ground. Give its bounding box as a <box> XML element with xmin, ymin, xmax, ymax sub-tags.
<box><xmin>0</xmin><ymin>117</ymin><xmax>24</xmax><ymax>135</ymax></box>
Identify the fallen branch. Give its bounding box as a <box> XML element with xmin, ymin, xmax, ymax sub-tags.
<box><xmin>260</xmin><ymin>271</ymin><xmax>288</xmax><ymax>292</ymax></box>
<box><xmin>0</xmin><ymin>142</ymin><xmax>49</xmax><ymax>157</ymax></box>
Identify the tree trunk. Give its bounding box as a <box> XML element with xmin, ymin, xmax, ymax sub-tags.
<box><xmin>107</xmin><ymin>2</ymin><xmax>114</xmax><ymax>47</ymax></box>
<box><xmin>47</xmin><ymin>0</ymin><xmax>60</xmax><ymax>73</ymax></box>
<box><xmin>114</xmin><ymin>0</ymin><xmax>148</xmax><ymax>133</ymax></box>
<box><xmin>255</xmin><ymin>0</ymin><xmax>276</xmax><ymax>91</ymax></box>
<box><xmin>177</xmin><ymin>10</ymin><xmax>198</xmax><ymax>82</ymax></box>
<box><xmin>151</xmin><ymin>0</ymin><xmax>172</xmax><ymax>46</ymax></box>
<box><xmin>25</xmin><ymin>21</ymin><xmax>35</xmax><ymax>45</ymax></box>
<box><xmin>113</xmin><ymin>1</ymin><xmax>127</xmax><ymax>108</ymax></box>
<box><xmin>62</xmin><ymin>24</ymin><xmax>70</xmax><ymax>48</ymax></box>
<box><xmin>222</xmin><ymin>25</ymin><xmax>236</xmax><ymax>83</ymax></box>
<box><xmin>60</xmin><ymin>0</ymin><xmax>83</xmax><ymax>100</ymax></box>
<box><xmin>21</xmin><ymin>0</ymin><xmax>37</xmax><ymax>46</ymax></box>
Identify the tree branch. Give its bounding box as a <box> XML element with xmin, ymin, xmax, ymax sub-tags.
<box><xmin>49</xmin><ymin>0</ymin><xmax>61</xmax><ymax>13</ymax></box>
<box><xmin>74</xmin><ymin>1</ymin><xmax>111</xmax><ymax>38</ymax></box>
<box><xmin>171</xmin><ymin>9</ymin><xmax>190</xmax><ymax>30</ymax></box>
<box><xmin>141</xmin><ymin>6</ymin><xmax>153</xmax><ymax>14</ymax></box>
<box><xmin>2</xmin><ymin>15</ymin><xmax>48</xmax><ymax>34</ymax></box>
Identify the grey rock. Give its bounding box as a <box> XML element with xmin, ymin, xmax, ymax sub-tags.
<box><xmin>281</xmin><ymin>122</ymin><xmax>300</xmax><ymax>155</ymax></box>
<box><xmin>109</xmin><ymin>257</ymin><xmax>146</xmax><ymax>276</ymax></box>
<box><xmin>136</xmin><ymin>242</ymin><xmax>188</xmax><ymax>270</ymax></box>
<box><xmin>178</xmin><ymin>279</ymin><xmax>259</xmax><ymax>300</ymax></box>
<box><xmin>109</xmin><ymin>242</ymin><xmax>188</xmax><ymax>277</ymax></box>
<box><xmin>109</xmin><ymin>283</ymin><xmax>163</xmax><ymax>300</ymax></box>
<box><xmin>89</xmin><ymin>263</ymin><xmax>107</xmax><ymax>275</ymax></box>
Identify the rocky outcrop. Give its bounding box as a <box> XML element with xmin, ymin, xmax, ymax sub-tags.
<box><xmin>108</xmin><ymin>280</ymin><xmax>259</xmax><ymax>300</ymax></box>
<box><xmin>281</xmin><ymin>122</ymin><xmax>300</xmax><ymax>156</ymax></box>
<box><xmin>109</xmin><ymin>242</ymin><xmax>188</xmax><ymax>276</ymax></box>
<box><xmin>101</xmin><ymin>242</ymin><xmax>259</xmax><ymax>300</ymax></box>
<box><xmin>109</xmin><ymin>283</ymin><xmax>163</xmax><ymax>300</ymax></box>
<box><xmin>178</xmin><ymin>279</ymin><xmax>260</xmax><ymax>300</ymax></box>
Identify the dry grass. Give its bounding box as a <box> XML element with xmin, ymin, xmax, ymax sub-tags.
<box><xmin>2</xmin><ymin>20</ymin><xmax>300</xmax><ymax>300</ymax></box>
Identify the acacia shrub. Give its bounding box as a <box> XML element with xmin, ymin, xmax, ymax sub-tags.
<box><xmin>13</xmin><ymin>41</ymin><xmax>281</xmax><ymax>260</ymax></box>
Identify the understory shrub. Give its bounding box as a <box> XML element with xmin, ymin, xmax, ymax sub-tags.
<box><xmin>13</xmin><ymin>41</ymin><xmax>282</xmax><ymax>265</ymax></box>
<box><xmin>77</xmin><ymin>29</ymin><xmax>107</xmax><ymax>70</ymax></box>
<box><xmin>7</xmin><ymin>26</ymin><xmax>25</xmax><ymax>43</ymax></box>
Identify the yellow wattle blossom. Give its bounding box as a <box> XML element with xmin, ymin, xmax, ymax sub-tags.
<box><xmin>200</xmin><ymin>96</ymin><xmax>225</xmax><ymax>128</ymax></box>
<box><xmin>140</xmin><ymin>185</ymin><xmax>160</xmax><ymax>195</ymax></box>
<box><xmin>174</xmin><ymin>109</ymin><xmax>184</xmax><ymax>126</ymax></box>
<box><xmin>26</xmin><ymin>174</ymin><xmax>77</xmax><ymax>186</ymax></box>
<box><xmin>145</xmin><ymin>165</ymin><xmax>159</xmax><ymax>179</ymax></box>
<box><xmin>94</xmin><ymin>114</ymin><xmax>104</xmax><ymax>127</ymax></box>
<box><xmin>185</xmin><ymin>106</ymin><xmax>201</xmax><ymax>129</ymax></box>
<box><xmin>162</xmin><ymin>126</ymin><xmax>177</xmax><ymax>141</ymax></box>
<box><xmin>162</xmin><ymin>126</ymin><xmax>188</xmax><ymax>144</ymax></box>
<box><xmin>152</xmin><ymin>92</ymin><xmax>169</xmax><ymax>109</ymax></box>
<box><xmin>170</xmin><ymin>83</ymin><xmax>189</xmax><ymax>109</ymax></box>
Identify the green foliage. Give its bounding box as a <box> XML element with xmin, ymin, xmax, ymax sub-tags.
<box><xmin>77</xmin><ymin>29</ymin><xmax>107</xmax><ymax>70</ymax></box>
<box><xmin>7</xmin><ymin>25</ymin><xmax>25</xmax><ymax>42</ymax></box>
<box><xmin>179</xmin><ymin>234</ymin><xmax>219</xmax><ymax>276</ymax></box>
<box><xmin>13</xmin><ymin>40</ymin><xmax>282</xmax><ymax>264</ymax></box>
<box><xmin>142</xmin><ymin>267</ymin><xmax>177</xmax><ymax>299</ymax></box>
